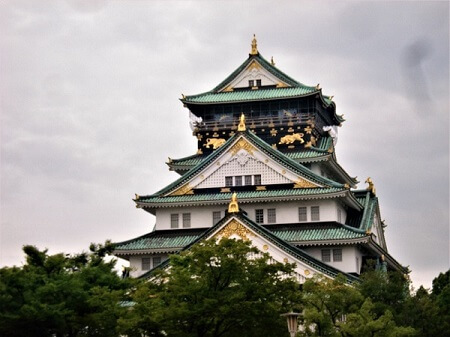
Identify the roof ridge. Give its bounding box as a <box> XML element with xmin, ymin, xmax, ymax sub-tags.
<box><xmin>184</xmin><ymin>53</ymin><xmax>315</xmax><ymax>100</ymax></box>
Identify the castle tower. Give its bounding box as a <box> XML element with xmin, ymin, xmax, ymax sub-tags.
<box><xmin>114</xmin><ymin>37</ymin><xmax>404</xmax><ymax>281</ymax></box>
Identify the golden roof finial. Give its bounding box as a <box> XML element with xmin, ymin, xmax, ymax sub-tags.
<box><xmin>365</xmin><ymin>177</ymin><xmax>376</xmax><ymax>195</ymax></box>
<box><xmin>228</xmin><ymin>192</ymin><xmax>239</xmax><ymax>213</ymax></box>
<box><xmin>237</xmin><ymin>113</ymin><xmax>246</xmax><ymax>131</ymax></box>
<box><xmin>250</xmin><ymin>34</ymin><xmax>258</xmax><ymax>55</ymax></box>
<box><xmin>271</xmin><ymin>56</ymin><xmax>275</xmax><ymax>66</ymax></box>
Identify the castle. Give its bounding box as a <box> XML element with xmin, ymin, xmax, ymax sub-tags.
<box><xmin>114</xmin><ymin>36</ymin><xmax>404</xmax><ymax>282</ymax></box>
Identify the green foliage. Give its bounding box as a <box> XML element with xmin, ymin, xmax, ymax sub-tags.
<box><xmin>0</xmin><ymin>242</ymin><xmax>133</xmax><ymax>337</ymax></box>
<box><xmin>119</xmin><ymin>238</ymin><xmax>301</xmax><ymax>337</ymax></box>
<box><xmin>2</xmin><ymin>239</ymin><xmax>449</xmax><ymax>337</ymax></box>
<box><xmin>300</xmin><ymin>274</ymin><xmax>415</xmax><ymax>337</ymax></box>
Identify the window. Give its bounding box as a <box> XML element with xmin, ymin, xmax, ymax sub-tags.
<box><xmin>267</xmin><ymin>209</ymin><xmax>276</xmax><ymax>223</ymax></box>
<box><xmin>337</xmin><ymin>208</ymin><xmax>342</xmax><ymax>223</ymax></box>
<box><xmin>245</xmin><ymin>175</ymin><xmax>252</xmax><ymax>186</ymax></box>
<box><xmin>213</xmin><ymin>211</ymin><xmax>221</xmax><ymax>225</ymax></box>
<box><xmin>254</xmin><ymin>174</ymin><xmax>262</xmax><ymax>185</ymax></box>
<box><xmin>182</xmin><ymin>213</ymin><xmax>191</xmax><ymax>228</ymax></box>
<box><xmin>142</xmin><ymin>257</ymin><xmax>151</xmax><ymax>270</ymax></box>
<box><xmin>170</xmin><ymin>214</ymin><xmax>179</xmax><ymax>228</ymax></box>
<box><xmin>225</xmin><ymin>176</ymin><xmax>233</xmax><ymax>187</ymax></box>
<box><xmin>256</xmin><ymin>79</ymin><xmax>261</xmax><ymax>87</ymax></box>
<box><xmin>235</xmin><ymin>176</ymin><xmax>242</xmax><ymax>186</ymax></box>
<box><xmin>153</xmin><ymin>256</ymin><xmax>161</xmax><ymax>267</ymax></box>
<box><xmin>321</xmin><ymin>249</ymin><xmax>331</xmax><ymax>262</ymax></box>
<box><xmin>255</xmin><ymin>209</ymin><xmax>264</xmax><ymax>224</ymax></box>
<box><xmin>311</xmin><ymin>206</ymin><xmax>320</xmax><ymax>221</ymax></box>
<box><xmin>298</xmin><ymin>207</ymin><xmax>307</xmax><ymax>222</ymax></box>
<box><xmin>333</xmin><ymin>249</ymin><xmax>342</xmax><ymax>262</ymax></box>
<box><xmin>249</xmin><ymin>80</ymin><xmax>254</xmax><ymax>87</ymax></box>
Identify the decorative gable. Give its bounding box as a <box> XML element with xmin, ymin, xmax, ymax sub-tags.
<box><xmin>167</xmin><ymin>135</ymin><xmax>321</xmax><ymax>196</ymax></box>
<box><xmin>219</xmin><ymin>60</ymin><xmax>290</xmax><ymax>92</ymax></box>
<box><xmin>209</xmin><ymin>216</ymin><xmax>333</xmax><ymax>283</ymax></box>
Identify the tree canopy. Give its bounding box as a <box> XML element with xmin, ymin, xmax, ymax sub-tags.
<box><xmin>1</xmin><ymin>239</ymin><xmax>449</xmax><ymax>337</ymax></box>
<box><xmin>119</xmin><ymin>238</ymin><xmax>301</xmax><ymax>337</ymax></box>
<box><xmin>0</xmin><ymin>242</ymin><xmax>133</xmax><ymax>337</ymax></box>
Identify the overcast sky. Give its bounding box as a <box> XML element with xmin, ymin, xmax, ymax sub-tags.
<box><xmin>1</xmin><ymin>0</ymin><xmax>448</xmax><ymax>289</ymax></box>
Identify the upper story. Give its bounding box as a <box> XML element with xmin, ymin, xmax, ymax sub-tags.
<box><xmin>169</xmin><ymin>36</ymin><xmax>356</xmax><ymax>188</ymax></box>
<box><xmin>181</xmin><ymin>36</ymin><xmax>344</xmax><ymax>156</ymax></box>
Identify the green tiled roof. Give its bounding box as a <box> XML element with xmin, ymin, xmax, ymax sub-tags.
<box><xmin>115</xmin><ymin>222</ymin><xmax>366</xmax><ymax>253</ymax></box>
<box><xmin>271</xmin><ymin>223</ymin><xmax>366</xmax><ymax>242</ymax></box>
<box><xmin>138</xmin><ymin>187</ymin><xmax>345</xmax><ymax>205</ymax></box>
<box><xmin>115</xmin><ymin>228</ymin><xmax>204</xmax><ymax>251</ymax></box>
<box><xmin>181</xmin><ymin>53</ymin><xmax>334</xmax><ymax>108</ymax></box>
<box><xmin>183</xmin><ymin>87</ymin><xmax>318</xmax><ymax>104</ymax></box>
<box><xmin>137</xmin><ymin>212</ymin><xmax>360</xmax><ymax>283</ymax></box>
<box><xmin>211</xmin><ymin>53</ymin><xmax>310</xmax><ymax>92</ymax></box>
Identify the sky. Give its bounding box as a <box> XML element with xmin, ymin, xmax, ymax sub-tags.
<box><xmin>1</xmin><ymin>0</ymin><xmax>448</xmax><ymax>289</ymax></box>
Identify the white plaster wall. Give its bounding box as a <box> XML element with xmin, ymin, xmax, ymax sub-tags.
<box><xmin>303</xmin><ymin>246</ymin><xmax>363</xmax><ymax>274</ymax></box>
<box><xmin>155</xmin><ymin>205</ymin><xmax>228</xmax><ymax>230</ymax></box>
<box><xmin>196</xmin><ymin>156</ymin><xmax>290</xmax><ymax>189</ymax></box>
<box><xmin>228</xmin><ymin>63</ymin><xmax>281</xmax><ymax>89</ymax></box>
<box><xmin>242</xmin><ymin>199</ymin><xmax>346</xmax><ymax>224</ymax></box>
<box><xmin>155</xmin><ymin>199</ymin><xmax>347</xmax><ymax>229</ymax></box>
<box><xmin>129</xmin><ymin>254</ymin><xmax>169</xmax><ymax>278</ymax></box>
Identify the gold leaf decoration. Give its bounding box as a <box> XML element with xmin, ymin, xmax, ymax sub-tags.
<box><xmin>293</xmin><ymin>178</ymin><xmax>317</xmax><ymax>189</ymax></box>
<box><xmin>215</xmin><ymin>220</ymin><xmax>253</xmax><ymax>240</ymax></box>
<box><xmin>229</xmin><ymin>138</ymin><xmax>255</xmax><ymax>156</ymax></box>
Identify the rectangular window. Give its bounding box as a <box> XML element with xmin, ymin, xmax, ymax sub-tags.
<box><xmin>249</xmin><ymin>80</ymin><xmax>254</xmax><ymax>87</ymax></box>
<box><xmin>182</xmin><ymin>213</ymin><xmax>191</xmax><ymax>228</ymax></box>
<box><xmin>170</xmin><ymin>214</ymin><xmax>179</xmax><ymax>228</ymax></box>
<box><xmin>311</xmin><ymin>206</ymin><xmax>320</xmax><ymax>221</ymax></box>
<box><xmin>235</xmin><ymin>176</ymin><xmax>242</xmax><ymax>186</ymax></box>
<box><xmin>213</xmin><ymin>211</ymin><xmax>221</xmax><ymax>225</ymax></box>
<box><xmin>254</xmin><ymin>174</ymin><xmax>262</xmax><ymax>185</ymax></box>
<box><xmin>255</xmin><ymin>209</ymin><xmax>264</xmax><ymax>224</ymax></box>
<box><xmin>142</xmin><ymin>257</ymin><xmax>151</xmax><ymax>270</ymax></box>
<box><xmin>267</xmin><ymin>209</ymin><xmax>276</xmax><ymax>224</ymax></box>
<box><xmin>298</xmin><ymin>207</ymin><xmax>307</xmax><ymax>222</ymax></box>
<box><xmin>321</xmin><ymin>249</ymin><xmax>331</xmax><ymax>263</ymax></box>
<box><xmin>256</xmin><ymin>79</ymin><xmax>261</xmax><ymax>87</ymax></box>
<box><xmin>153</xmin><ymin>256</ymin><xmax>161</xmax><ymax>267</ymax></box>
<box><xmin>337</xmin><ymin>208</ymin><xmax>342</xmax><ymax>223</ymax></box>
<box><xmin>225</xmin><ymin>176</ymin><xmax>233</xmax><ymax>186</ymax></box>
<box><xmin>245</xmin><ymin>175</ymin><xmax>252</xmax><ymax>186</ymax></box>
<box><xmin>333</xmin><ymin>249</ymin><xmax>342</xmax><ymax>262</ymax></box>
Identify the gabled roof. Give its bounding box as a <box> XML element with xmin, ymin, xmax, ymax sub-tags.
<box><xmin>180</xmin><ymin>52</ymin><xmax>335</xmax><ymax>109</ymax></box>
<box><xmin>137</xmin><ymin>129</ymin><xmax>346</xmax><ymax>203</ymax></box>
<box><xmin>168</xmin><ymin>136</ymin><xmax>333</xmax><ymax>171</ymax></box>
<box><xmin>114</xmin><ymin>221</ymin><xmax>368</xmax><ymax>257</ymax></box>
<box><xmin>136</xmin><ymin>187</ymin><xmax>348</xmax><ymax>209</ymax></box>
<box><xmin>136</xmin><ymin>211</ymin><xmax>360</xmax><ymax>283</ymax></box>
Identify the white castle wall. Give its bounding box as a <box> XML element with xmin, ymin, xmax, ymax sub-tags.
<box><xmin>155</xmin><ymin>199</ymin><xmax>347</xmax><ymax>229</ymax></box>
<box><xmin>303</xmin><ymin>246</ymin><xmax>363</xmax><ymax>275</ymax></box>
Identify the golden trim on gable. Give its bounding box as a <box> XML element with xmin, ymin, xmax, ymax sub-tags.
<box><xmin>229</xmin><ymin>138</ymin><xmax>255</xmax><ymax>156</ymax></box>
<box><xmin>293</xmin><ymin>178</ymin><xmax>317</xmax><ymax>189</ymax></box>
<box><xmin>215</xmin><ymin>219</ymin><xmax>254</xmax><ymax>240</ymax></box>
<box><xmin>170</xmin><ymin>184</ymin><xmax>194</xmax><ymax>196</ymax></box>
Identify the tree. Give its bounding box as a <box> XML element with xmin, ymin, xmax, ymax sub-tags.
<box><xmin>119</xmin><ymin>238</ymin><xmax>301</xmax><ymax>337</ymax></box>
<box><xmin>300</xmin><ymin>274</ymin><xmax>415</xmax><ymax>337</ymax></box>
<box><xmin>0</xmin><ymin>242</ymin><xmax>133</xmax><ymax>337</ymax></box>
